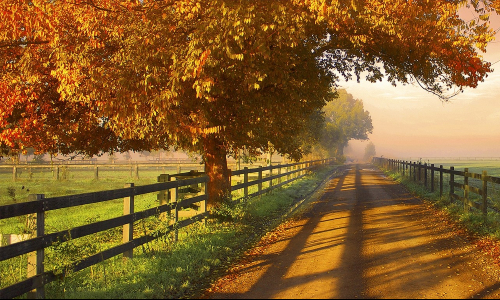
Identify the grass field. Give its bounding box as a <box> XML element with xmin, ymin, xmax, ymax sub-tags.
<box><xmin>395</xmin><ymin>159</ymin><xmax>500</xmax><ymax>203</ymax></box>
<box><xmin>378</xmin><ymin>158</ymin><xmax>500</xmax><ymax>242</ymax></box>
<box><xmin>0</xmin><ymin>164</ymin><xmax>202</xmax><ymax>205</ymax></box>
<box><xmin>409</xmin><ymin>159</ymin><xmax>500</xmax><ymax>177</ymax></box>
<box><xmin>0</xmin><ymin>163</ymin><xmax>339</xmax><ymax>298</ymax></box>
<box><xmin>0</xmin><ymin>163</ymin><xmax>276</xmax><ymax>236</ymax></box>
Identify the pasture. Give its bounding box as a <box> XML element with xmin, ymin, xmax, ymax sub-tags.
<box><xmin>0</xmin><ymin>163</ymin><xmax>201</xmax><ymax>205</ymax></box>
<box><xmin>413</xmin><ymin>158</ymin><xmax>500</xmax><ymax>177</ymax></box>
<box><xmin>396</xmin><ymin>159</ymin><xmax>500</xmax><ymax>203</ymax></box>
<box><xmin>0</xmin><ymin>161</ymin><xmax>271</xmax><ymax>236</ymax></box>
<box><xmin>0</xmin><ymin>160</ymin><xmax>337</xmax><ymax>298</ymax></box>
<box><xmin>376</xmin><ymin>158</ymin><xmax>500</xmax><ymax>240</ymax></box>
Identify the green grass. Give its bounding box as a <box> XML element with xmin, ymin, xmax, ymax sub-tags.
<box><xmin>418</xmin><ymin>159</ymin><xmax>500</xmax><ymax>176</ymax></box>
<box><xmin>1</xmin><ymin>164</ymin><xmax>340</xmax><ymax>299</ymax></box>
<box><xmin>0</xmin><ymin>166</ymin><xmax>200</xmax><ymax>205</ymax></box>
<box><xmin>379</xmin><ymin>163</ymin><xmax>500</xmax><ymax>242</ymax></box>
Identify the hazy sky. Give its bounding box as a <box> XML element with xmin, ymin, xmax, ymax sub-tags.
<box><xmin>342</xmin><ymin>8</ymin><xmax>500</xmax><ymax>160</ymax></box>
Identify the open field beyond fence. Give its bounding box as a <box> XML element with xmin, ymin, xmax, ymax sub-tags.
<box><xmin>0</xmin><ymin>158</ymin><xmax>283</xmax><ymax>206</ymax></box>
<box><xmin>373</xmin><ymin>157</ymin><xmax>500</xmax><ymax>215</ymax></box>
<box><xmin>0</xmin><ymin>158</ymin><xmax>333</xmax><ymax>298</ymax></box>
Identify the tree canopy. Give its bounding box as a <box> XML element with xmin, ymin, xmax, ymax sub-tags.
<box><xmin>315</xmin><ymin>89</ymin><xmax>373</xmax><ymax>161</ymax></box>
<box><xmin>1</xmin><ymin>0</ymin><xmax>498</xmax><ymax>206</ymax></box>
<box><xmin>364</xmin><ymin>141</ymin><xmax>376</xmax><ymax>162</ymax></box>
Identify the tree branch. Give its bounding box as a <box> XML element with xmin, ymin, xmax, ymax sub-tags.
<box><xmin>0</xmin><ymin>40</ymin><xmax>49</xmax><ymax>49</ymax></box>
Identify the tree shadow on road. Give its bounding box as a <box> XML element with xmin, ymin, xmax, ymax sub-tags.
<box><xmin>208</xmin><ymin>164</ymin><xmax>500</xmax><ymax>299</ymax></box>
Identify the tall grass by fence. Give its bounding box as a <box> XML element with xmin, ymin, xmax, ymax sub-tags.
<box><xmin>372</xmin><ymin>157</ymin><xmax>500</xmax><ymax>216</ymax></box>
<box><xmin>0</xmin><ymin>158</ymin><xmax>333</xmax><ymax>299</ymax></box>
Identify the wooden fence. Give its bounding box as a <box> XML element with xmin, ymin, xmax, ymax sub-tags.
<box><xmin>0</xmin><ymin>158</ymin><xmax>332</xmax><ymax>299</ymax></box>
<box><xmin>372</xmin><ymin>157</ymin><xmax>500</xmax><ymax>216</ymax></box>
<box><xmin>2</xmin><ymin>159</ymin><xmax>291</xmax><ymax>182</ymax></box>
<box><xmin>3</xmin><ymin>162</ymin><xmax>204</xmax><ymax>182</ymax></box>
<box><xmin>400</xmin><ymin>157</ymin><xmax>500</xmax><ymax>162</ymax></box>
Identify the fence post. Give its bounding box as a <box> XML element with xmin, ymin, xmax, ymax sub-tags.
<box><xmin>431</xmin><ymin>164</ymin><xmax>435</xmax><ymax>192</ymax></box>
<box><xmin>200</xmin><ymin>177</ymin><xmax>207</xmax><ymax>226</ymax></box>
<box><xmin>123</xmin><ymin>183</ymin><xmax>134</xmax><ymax>259</ymax></box>
<box><xmin>94</xmin><ymin>166</ymin><xmax>99</xmax><ymax>181</ymax></box>
<box><xmin>170</xmin><ymin>176</ymin><xmax>178</xmax><ymax>242</ymax></box>
<box><xmin>418</xmin><ymin>162</ymin><xmax>422</xmax><ymax>182</ymax></box>
<box><xmin>134</xmin><ymin>164</ymin><xmax>139</xmax><ymax>180</ymax></box>
<box><xmin>482</xmin><ymin>170</ymin><xmax>488</xmax><ymax>217</ymax></box>
<box><xmin>27</xmin><ymin>194</ymin><xmax>45</xmax><ymax>299</ymax></box>
<box><xmin>464</xmin><ymin>168</ymin><xmax>469</xmax><ymax>212</ymax></box>
<box><xmin>413</xmin><ymin>162</ymin><xmax>416</xmax><ymax>182</ymax></box>
<box><xmin>258</xmin><ymin>167</ymin><xmax>263</xmax><ymax>195</ymax></box>
<box><xmin>244</xmin><ymin>167</ymin><xmax>249</xmax><ymax>198</ymax></box>
<box><xmin>449</xmin><ymin>166</ymin><xmax>455</xmax><ymax>200</ymax></box>
<box><xmin>277</xmin><ymin>165</ymin><xmax>282</xmax><ymax>185</ymax></box>
<box><xmin>424</xmin><ymin>163</ymin><xmax>428</xmax><ymax>188</ymax></box>
<box><xmin>269</xmin><ymin>166</ymin><xmax>273</xmax><ymax>189</ymax></box>
<box><xmin>157</xmin><ymin>174</ymin><xmax>170</xmax><ymax>221</ymax></box>
<box><xmin>439</xmin><ymin>165</ymin><xmax>444</xmax><ymax>198</ymax></box>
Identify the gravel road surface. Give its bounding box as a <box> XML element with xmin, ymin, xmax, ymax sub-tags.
<box><xmin>203</xmin><ymin>164</ymin><xmax>500</xmax><ymax>299</ymax></box>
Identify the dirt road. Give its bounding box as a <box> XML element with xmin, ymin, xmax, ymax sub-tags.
<box><xmin>203</xmin><ymin>164</ymin><xmax>500</xmax><ymax>299</ymax></box>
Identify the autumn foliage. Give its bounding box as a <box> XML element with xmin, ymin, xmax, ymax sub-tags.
<box><xmin>1</xmin><ymin>0</ymin><xmax>498</xmax><ymax>206</ymax></box>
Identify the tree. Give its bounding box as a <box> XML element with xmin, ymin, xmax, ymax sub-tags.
<box><xmin>364</xmin><ymin>142</ymin><xmax>376</xmax><ymax>162</ymax></box>
<box><xmin>24</xmin><ymin>147</ymin><xmax>35</xmax><ymax>163</ymax></box>
<box><xmin>32</xmin><ymin>153</ymin><xmax>46</xmax><ymax>164</ymax></box>
<box><xmin>1</xmin><ymin>0</ymin><xmax>497</xmax><ymax>208</ymax></box>
<box><xmin>108</xmin><ymin>152</ymin><xmax>117</xmax><ymax>164</ymax></box>
<box><xmin>123</xmin><ymin>151</ymin><xmax>133</xmax><ymax>162</ymax></box>
<box><xmin>317</xmin><ymin>89</ymin><xmax>373</xmax><ymax>162</ymax></box>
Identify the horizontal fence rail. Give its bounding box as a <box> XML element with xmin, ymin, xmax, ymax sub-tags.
<box><xmin>372</xmin><ymin>157</ymin><xmax>500</xmax><ymax>216</ymax></box>
<box><xmin>0</xmin><ymin>158</ymin><xmax>289</xmax><ymax>182</ymax></box>
<box><xmin>0</xmin><ymin>158</ymin><xmax>333</xmax><ymax>298</ymax></box>
<box><xmin>2</xmin><ymin>163</ymin><xmax>204</xmax><ymax>182</ymax></box>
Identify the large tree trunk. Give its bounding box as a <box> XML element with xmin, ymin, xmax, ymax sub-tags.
<box><xmin>203</xmin><ymin>135</ymin><xmax>231</xmax><ymax>211</ymax></box>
